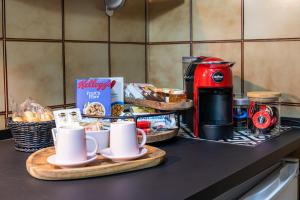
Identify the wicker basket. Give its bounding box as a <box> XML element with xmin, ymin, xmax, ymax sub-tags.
<box><xmin>7</xmin><ymin>119</ymin><xmax>55</xmax><ymax>152</ymax></box>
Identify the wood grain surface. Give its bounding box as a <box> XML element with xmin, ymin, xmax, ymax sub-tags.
<box><xmin>247</xmin><ymin>91</ymin><xmax>281</xmax><ymax>99</ymax></box>
<box><xmin>125</xmin><ymin>98</ymin><xmax>193</xmax><ymax>111</ymax></box>
<box><xmin>26</xmin><ymin>145</ymin><xmax>166</xmax><ymax>181</ymax></box>
<box><xmin>138</xmin><ymin>129</ymin><xmax>179</xmax><ymax>143</ymax></box>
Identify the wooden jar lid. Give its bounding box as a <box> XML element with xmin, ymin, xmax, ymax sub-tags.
<box><xmin>247</xmin><ymin>91</ymin><xmax>281</xmax><ymax>99</ymax></box>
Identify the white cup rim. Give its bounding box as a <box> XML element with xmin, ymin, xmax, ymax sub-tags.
<box><xmin>87</xmin><ymin>130</ymin><xmax>109</xmax><ymax>134</ymax></box>
<box><xmin>59</xmin><ymin>126</ymin><xmax>84</xmax><ymax>130</ymax></box>
<box><xmin>111</xmin><ymin>121</ymin><xmax>135</xmax><ymax>126</ymax></box>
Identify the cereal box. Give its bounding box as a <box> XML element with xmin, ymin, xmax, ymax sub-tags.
<box><xmin>109</xmin><ymin>77</ymin><xmax>124</xmax><ymax>116</ymax></box>
<box><xmin>76</xmin><ymin>78</ymin><xmax>111</xmax><ymax>116</ymax></box>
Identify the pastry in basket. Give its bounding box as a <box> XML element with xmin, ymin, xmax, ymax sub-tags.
<box><xmin>11</xmin><ymin>98</ymin><xmax>54</xmax><ymax>122</ymax></box>
<box><xmin>83</xmin><ymin>102</ymin><xmax>105</xmax><ymax>116</ymax></box>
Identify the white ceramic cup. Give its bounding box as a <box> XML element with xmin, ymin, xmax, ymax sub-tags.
<box><xmin>110</xmin><ymin>121</ymin><xmax>147</xmax><ymax>157</ymax></box>
<box><xmin>86</xmin><ymin>130</ymin><xmax>110</xmax><ymax>153</ymax></box>
<box><xmin>51</xmin><ymin>127</ymin><xmax>98</xmax><ymax>164</ymax></box>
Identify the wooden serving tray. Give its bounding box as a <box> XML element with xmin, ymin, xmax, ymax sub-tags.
<box><xmin>125</xmin><ymin>98</ymin><xmax>193</xmax><ymax>111</ymax></box>
<box><xmin>26</xmin><ymin>145</ymin><xmax>166</xmax><ymax>181</ymax></box>
<box><xmin>139</xmin><ymin>129</ymin><xmax>179</xmax><ymax>143</ymax></box>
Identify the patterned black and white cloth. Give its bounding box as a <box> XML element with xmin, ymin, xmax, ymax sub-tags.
<box><xmin>179</xmin><ymin>125</ymin><xmax>291</xmax><ymax>147</ymax></box>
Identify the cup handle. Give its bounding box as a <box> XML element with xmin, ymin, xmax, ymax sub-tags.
<box><xmin>51</xmin><ymin>128</ymin><xmax>57</xmax><ymax>149</ymax></box>
<box><xmin>86</xmin><ymin>135</ymin><xmax>98</xmax><ymax>156</ymax></box>
<box><xmin>137</xmin><ymin>128</ymin><xmax>147</xmax><ymax>148</ymax></box>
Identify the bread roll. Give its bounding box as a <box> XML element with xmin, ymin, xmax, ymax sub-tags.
<box><xmin>12</xmin><ymin>117</ymin><xmax>23</xmax><ymax>122</ymax></box>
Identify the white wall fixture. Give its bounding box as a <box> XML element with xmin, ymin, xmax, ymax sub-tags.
<box><xmin>105</xmin><ymin>0</ymin><xmax>126</xmax><ymax>16</ymax></box>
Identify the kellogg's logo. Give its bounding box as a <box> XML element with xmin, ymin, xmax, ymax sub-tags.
<box><xmin>77</xmin><ymin>79</ymin><xmax>111</xmax><ymax>91</ymax></box>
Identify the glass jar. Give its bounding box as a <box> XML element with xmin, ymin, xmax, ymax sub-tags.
<box><xmin>247</xmin><ymin>91</ymin><xmax>281</xmax><ymax>135</ymax></box>
<box><xmin>233</xmin><ymin>96</ymin><xmax>249</xmax><ymax>131</ymax></box>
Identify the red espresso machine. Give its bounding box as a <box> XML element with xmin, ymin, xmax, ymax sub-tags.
<box><xmin>182</xmin><ymin>57</ymin><xmax>234</xmax><ymax>140</ymax></box>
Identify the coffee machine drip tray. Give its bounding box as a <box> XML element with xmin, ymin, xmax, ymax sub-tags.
<box><xmin>179</xmin><ymin>124</ymin><xmax>291</xmax><ymax>147</ymax></box>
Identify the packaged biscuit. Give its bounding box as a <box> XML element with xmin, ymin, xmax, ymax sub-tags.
<box><xmin>110</xmin><ymin>77</ymin><xmax>124</xmax><ymax>117</ymax></box>
<box><xmin>76</xmin><ymin>78</ymin><xmax>111</xmax><ymax>116</ymax></box>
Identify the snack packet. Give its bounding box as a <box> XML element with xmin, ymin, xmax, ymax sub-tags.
<box><xmin>53</xmin><ymin>108</ymin><xmax>82</xmax><ymax>128</ymax></box>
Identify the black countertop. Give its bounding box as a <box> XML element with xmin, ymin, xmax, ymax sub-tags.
<box><xmin>1</xmin><ymin>128</ymin><xmax>300</xmax><ymax>200</ymax></box>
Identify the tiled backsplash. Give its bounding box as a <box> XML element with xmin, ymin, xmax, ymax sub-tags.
<box><xmin>0</xmin><ymin>0</ymin><xmax>146</xmax><ymax>128</ymax></box>
<box><xmin>1</xmin><ymin>0</ymin><xmax>299</xmax><ymax>129</ymax></box>
<box><xmin>147</xmin><ymin>0</ymin><xmax>300</xmax><ymax>118</ymax></box>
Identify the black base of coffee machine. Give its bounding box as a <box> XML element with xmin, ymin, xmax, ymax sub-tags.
<box><xmin>199</xmin><ymin>123</ymin><xmax>233</xmax><ymax>140</ymax></box>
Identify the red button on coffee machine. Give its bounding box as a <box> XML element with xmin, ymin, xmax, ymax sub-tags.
<box><xmin>182</xmin><ymin>57</ymin><xmax>235</xmax><ymax>140</ymax></box>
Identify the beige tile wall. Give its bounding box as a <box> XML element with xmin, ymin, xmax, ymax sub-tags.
<box><xmin>111</xmin><ymin>44</ymin><xmax>146</xmax><ymax>83</ymax></box>
<box><xmin>110</xmin><ymin>0</ymin><xmax>145</xmax><ymax>42</ymax></box>
<box><xmin>193</xmin><ymin>0</ymin><xmax>241</xmax><ymax>41</ymax></box>
<box><xmin>149</xmin><ymin>0</ymin><xmax>190</xmax><ymax>42</ymax></box>
<box><xmin>0</xmin><ymin>42</ymin><xmax>4</xmax><ymax>112</ymax></box>
<box><xmin>65</xmin><ymin>0</ymin><xmax>108</xmax><ymax>41</ymax></box>
<box><xmin>7</xmin><ymin>42</ymin><xmax>64</xmax><ymax>108</ymax></box>
<box><xmin>65</xmin><ymin>43</ymin><xmax>109</xmax><ymax>104</ymax></box>
<box><xmin>148</xmin><ymin>44</ymin><xmax>190</xmax><ymax>89</ymax></box>
<box><xmin>0</xmin><ymin>116</ymin><xmax>4</xmax><ymax>130</ymax></box>
<box><xmin>147</xmin><ymin>0</ymin><xmax>300</xmax><ymax>118</ymax></box>
<box><xmin>244</xmin><ymin>41</ymin><xmax>300</xmax><ymax>103</ymax></box>
<box><xmin>244</xmin><ymin>0</ymin><xmax>300</xmax><ymax>39</ymax></box>
<box><xmin>0</xmin><ymin>0</ymin><xmax>146</xmax><ymax>129</ymax></box>
<box><xmin>6</xmin><ymin>0</ymin><xmax>62</xmax><ymax>39</ymax></box>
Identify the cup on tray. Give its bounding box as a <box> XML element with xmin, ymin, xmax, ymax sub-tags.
<box><xmin>110</xmin><ymin>121</ymin><xmax>147</xmax><ymax>157</ymax></box>
<box><xmin>51</xmin><ymin>126</ymin><xmax>98</xmax><ymax>164</ymax></box>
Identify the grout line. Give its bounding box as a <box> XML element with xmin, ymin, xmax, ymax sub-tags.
<box><xmin>5</xmin><ymin>38</ymin><xmax>147</xmax><ymax>45</ymax></box>
<box><xmin>148</xmin><ymin>41</ymin><xmax>191</xmax><ymax>45</ymax></box>
<box><xmin>0</xmin><ymin>37</ymin><xmax>299</xmax><ymax>44</ymax></box>
<box><xmin>145</xmin><ymin>0</ymin><xmax>148</xmax><ymax>82</ymax></box>
<box><xmin>6</xmin><ymin>38</ymin><xmax>62</xmax><ymax>42</ymax></box>
<box><xmin>190</xmin><ymin>40</ymin><xmax>242</xmax><ymax>44</ymax></box>
<box><xmin>0</xmin><ymin>38</ymin><xmax>300</xmax><ymax>45</ymax></box>
<box><xmin>145</xmin><ymin>37</ymin><xmax>300</xmax><ymax>45</ymax></box>
<box><xmin>244</xmin><ymin>38</ymin><xmax>300</xmax><ymax>42</ymax></box>
<box><xmin>108</xmin><ymin>15</ymin><xmax>112</xmax><ymax>77</ymax></box>
<box><xmin>61</xmin><ymin>0</ymin><xmax>66</xmax><ymax>107</ymax></box>
<box><xmin>65</xmin><ymin>40</ymin><xmax>108</xmax><ymax>44</ymax></box>
<box><xmin>0</xmin><ymin>37</ymin><xmax>300</xmax><ymax>45</ymax></box>
<box><xmin>64</xmin><ymin>103</ymin><xmax>76</xmax><ymax>107</ymax></box>
<box><xmin>189</xmin><ymin>0</ymin><xmax>193</xmax><ymax>56</ymax></box>
<box><xmin>110</xmin><ymin>41</ymin><xmax>145</xmax><ymax>45</ymax></box>
<box><xmin>148</xmin><ymin>40</ymin><xmax>241</xmax><ymax>45</ymax></box>
<box><xmin>2</xmin><ymin>0</ymin><xmax>8</xmax><ymax>125</ymax></box>
<box><xmin>49</xmin><ymin>104</ymin><xmax>70</xmax><ymax>109</ymax></box>
<box><xmin>241</xmin><ymin>0</ymin><xmax>245</xmax><ymax>95</ymax></box>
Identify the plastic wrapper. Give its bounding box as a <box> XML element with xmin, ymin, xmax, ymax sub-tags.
<box><xmin>125</xmin><ymin>83</ymin><xmax>164</xmax><ymax>102</ymax></box>
<box><xmin>79</xmin><ymin>118</ymin><xmax>103</xmax><ymax>132</ymax></box>
<box><xmin>119</xmin><ymin>112</ymin><xmax>177</xmax><ymax>133</ymax></box>
<box><xmin>137</xmin><ymin>114</ymin><xmax>177</xmax><ymax>131</ymax></box>
<box><xmin>11</xmin><ymin>98</ymin><xmax>54</xmax><ymax>122</ymax></box>
<box><xmin>125</xmin><ymin>83</ymin><xmax>187</xmax><ymax>103</ymax></box>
